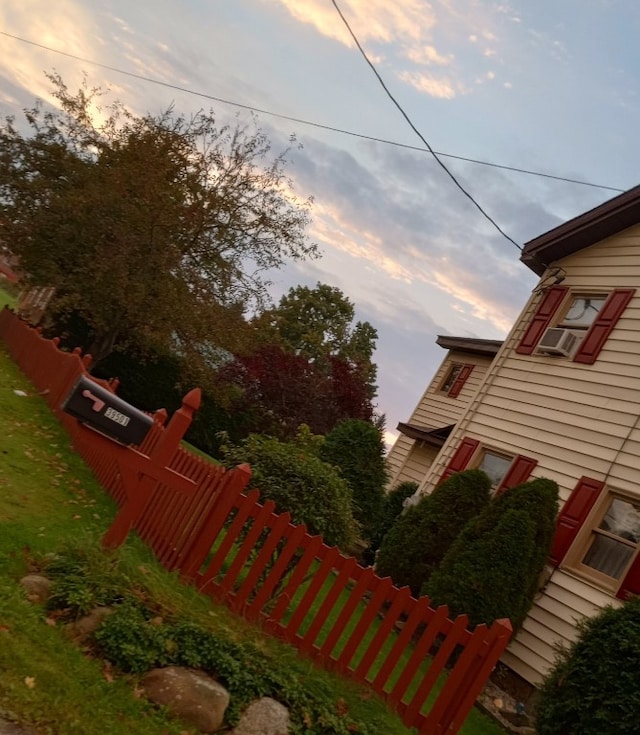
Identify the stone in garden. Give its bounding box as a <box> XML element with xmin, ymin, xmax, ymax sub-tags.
<box><xmin>19</xmin><ymin>574</ymin><xmax>52</xmax><ymax>603</ymax></box>
<box><xmin>64</xmin><ymin>606</ymin><xmax>114</xmax><ymax>642</ymax></box>
<box><xmin>231</xmin><ymin>697</ymin><xmax>290</xmax><ymax>735</ymax></box>
<box><xmin>141</xmin><ymin>666</ymin><xmax>229</xmax><ymax>733</ymax></box>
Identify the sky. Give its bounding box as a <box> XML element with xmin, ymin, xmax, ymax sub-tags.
<box><xmin>1</xmin><ymin>0</ymin><xmax>639</xmax><ymax>446</ymax></box>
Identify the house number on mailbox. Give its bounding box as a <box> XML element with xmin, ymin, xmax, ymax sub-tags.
<box><xmin>104</xmin><ymin>407</ymin><xmax>131</xmax><ymax>427</ymax></box>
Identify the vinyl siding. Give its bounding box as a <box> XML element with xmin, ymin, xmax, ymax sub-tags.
<box><xmin>385</xmin><ymin>349</ymin><xmax>495</xmax><ymax>490</ymax></box>
<box><xmin>420</xmin><ymin>224</ymin><xmax>640</xmax><ymax>685</ymax></box>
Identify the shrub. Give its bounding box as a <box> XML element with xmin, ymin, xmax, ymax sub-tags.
<box><xmin>374</xmin><ymin>470</ymin><xmax>492</xmax><ymax>595</ymax></box>
<box><xmin>363</xmin><ymin>481</ymin><xmax>418</xmax><ymax>565</ymax></box>
<box><xmin>535</xmin><ymin>597</ymin><xmax>640</xmax><ymax>735</ymax></box>
<box><xmin>425</xmin><ymin>477</ymin><xmax>558</xmax><ymax>629</ymax></box>
<box><xmin>221</xmin><ymin>432</ymin><xmax>359</xmax><ymax>550</ymax></box>
<box><xmin>320</xmin><ymin>419</ymin><xmax>388</xmax><ymax>540</ymax></box>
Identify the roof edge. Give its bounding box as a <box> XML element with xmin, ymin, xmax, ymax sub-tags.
<box><xmin>521</xmin><ymin>184</ymin><xmax>640</xmax><ymax>276</ymax></box>
<box><xmin>436</xmin><ymin>335</ymin><xmax>502</xmax><ymax>356</ymax></box>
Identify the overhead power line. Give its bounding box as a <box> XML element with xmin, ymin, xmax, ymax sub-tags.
<box><xmin>331</xmin><ymin>0</ymin><xmax>524</xmax><ymax>251</ymax></box>
<box><xmin>0</xmin><ymin>29</ymin><xmax>624</xmax><ymax>197</ymax></box>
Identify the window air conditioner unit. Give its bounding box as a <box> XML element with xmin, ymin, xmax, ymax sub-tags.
<box><xmin>536</xmin><ymin>327</ymin><xmax>580</xmax><ymax>357</ymax></box>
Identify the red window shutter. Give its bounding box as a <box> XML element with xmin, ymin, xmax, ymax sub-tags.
<box><xmin>515</xmin><ymin>286</ymin><xmax>568</xmax><ymax>355</ymax></box>
<box><xmin>495</xmin><ymin>455</ymin><xmax>538</xmax><ymax>495</ymax></box>
<box><xmin>549</xmin><ymin>476</ymin><xmax>604</xmax><ymax>567</ymax></box>
<box><xmin>439</xmin><ymin>437</ymin><xmax>480</xmax><ymax>484</ymax></box>
<box><xmin>573</xmin><ymin>288</ymin><xmax>635</xmax><ymax>365</ymax></box>
<box><xmin>448</xmin><ymin>364</ymin><xmax>474</xmax><ymax>398</ymax></box>
<box><xmin>617</xmin><ymin>556</ymin><xmax>640</xmax><ymax>600</ymax></box>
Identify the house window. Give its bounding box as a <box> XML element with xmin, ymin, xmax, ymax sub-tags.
<box><xmin>476</xmin><ymin>449</ymin><xmax>513</xmax><ymax>491</ymax></box>
<box><xmin>558</xmin><ymin>295</ymin><xmax>608</xmax><ymax>330</ymax></box>
<box><xmin>573</xmin><ymin>493</ymin><xmax>640</xmax><ymax>590</ymax></box>
<box><xmin>515</xmin><ymin>286</ymin><xmax>635</xmax><ymax>364</ymax></box>
<box><xmin>440</xmin><ymin>364</ymin><xmax>462</xmax><ymax>393</ymax></box>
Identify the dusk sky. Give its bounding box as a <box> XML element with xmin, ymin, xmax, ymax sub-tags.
<box><xmin>1</xmin><ymin>1</ymin><xmax>638</xmax><ymax>445</ymax></box>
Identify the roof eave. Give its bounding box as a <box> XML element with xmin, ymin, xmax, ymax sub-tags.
<box><xmin>521</xmin><ymin>184</ymin><xmax>640</xmax><ymax>276</ymax></box>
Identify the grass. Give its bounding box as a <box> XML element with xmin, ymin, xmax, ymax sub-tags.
<box><xmin>0</xmin><ymin>281</ymin><xmax>18</xmax><ymax>310</ymax></box>
<box><xmin>0</xmin><ymin>340</ymin><xmax>505</xmax><ymax>735</ymax></box>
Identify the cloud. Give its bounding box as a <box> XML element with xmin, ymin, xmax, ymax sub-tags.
<box><xmin>397</xmin><ymin>71</ymin><xmax>460</xmax><ymax>98</ymax></box>
<box><xmin>266</xmin><ymin>0</ymin><xmax>502</xmax><ymax>99</ymax></box>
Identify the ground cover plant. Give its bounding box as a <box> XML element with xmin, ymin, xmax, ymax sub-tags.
<box><xmin>0</xmin><ymin>342</ymin><xmax>505</xmax><ymax>734</ymax></box>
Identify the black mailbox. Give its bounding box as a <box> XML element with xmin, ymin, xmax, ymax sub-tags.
<box><xmin>62</xmin><ymin>375</ymin><xmax>153</xmax><ymax>446</ymax></box>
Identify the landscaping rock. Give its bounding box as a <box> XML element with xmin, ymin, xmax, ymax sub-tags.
<box><xmin>19</xmin><ymin>574</ymin><xmax>51</xmax><ymax>603</ymax></box>
<box><xmin>231</xmin><ymin>697</ymin><xmax>290</xmax><ymax>735</ymax></box>
<box><xmin>141</xmin><ymin>666</ymin><xmax>229</xmax><ymax>733</ymax></box>
<box><xmin>64</xmin><ymin>607</ymin><xmax>114</xmax><ymax>643</ymax></box>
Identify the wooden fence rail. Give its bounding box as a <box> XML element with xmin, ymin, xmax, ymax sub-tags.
<box><xmin>0</xmin><ymin>306</ymin><xmax>512</xmax><ymax>735</ymax></box>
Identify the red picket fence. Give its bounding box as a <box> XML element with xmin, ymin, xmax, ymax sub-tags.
<box><xmin>0</xmin><ymin>306</ymin><xmax>512</xmax><ymax>735</ymax></box>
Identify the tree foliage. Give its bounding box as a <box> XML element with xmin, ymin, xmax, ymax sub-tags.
<box><xmin>253</xmin><ymin>282</ymin><xmax>378</xmax><ymax>397</ymax></box>
<box><xmin>425</xmin><ymin>477</ymin><xmax>559</xmax><ymax>629</ymax></box>
<box><xmin>220</xmin><ymin>431</ymin><xmax>359</xmax><ymax>550</ymax></box>
<box><xmin>214</xmin><ymin>344</ymin><xmax>375</xmax><ymax>440</ymax></box>
<box><xmin>375</xmin><ymin>470</ymin><xmax>492</xmax><ymax>596</ymax></box>
<box><xmin>0</xmin><ymin>73</ymin><xmax>316</xmax><ymax>362</ymax></box>
<box><xmin>535</xmin><ymin>597</ymin><xmax>640</xmax><ymax>735</ymax></box>
<box><xmin>319</xmin><ymin>419</ymin><xmax>388</xmax><ymax>541</ymax></box>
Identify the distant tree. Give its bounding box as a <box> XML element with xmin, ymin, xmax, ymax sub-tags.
<box><xmin>320</xmin><ymin>419</ymin><xmax>388</xmax><ymax>541</ymax></box>
<box><xmin>375</xmin><ymin>470</ymin><xmax>492</xmax><ymax>596</ymax></box>
<box><xmin>215</xmin><ymin>343</ymin><xmax>374</xmax><ymax>440</ymax></box>
<box><xmin>425</xmin><ymin>477</ymin><xmax>559</xmax><ymax>629</ymax></box>
<box><xmin>535</xmin><ymin>597</ymin><xmax>640</xmax><ymax>735</ymax></box>
<box><xmin>220</xmin><ymin>431</ymin><xmax>359</xmax><ymax>550</ymax></box>
<box><xmin>254</xmin><ymin>282</ymin><xmax>378</xmax><ymax>398</ymax></box>
<box><xmin>0</xmin><ymin>73</ymin><xmax>316</xmax><ymax>363</ymax></box>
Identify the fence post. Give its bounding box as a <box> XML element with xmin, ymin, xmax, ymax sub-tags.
<box><xmin>101</xmin><ymin>388</ymin><xmax>201</xmax><ymax>550</ymax></box>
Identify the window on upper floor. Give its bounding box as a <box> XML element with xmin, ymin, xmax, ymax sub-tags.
<box><xmin>515</xmin><ymin>286</ymin><xmax>635</xmax><ymax>364</ymax></box>
<box><xmin>439</xmin><ymin>363</ymin><xmax>474</xmax><ymax>398</ymax></box>
<box><xmin>440</xmin><ymin>363</ymin><xmax>462</xmax><ymax>393</ymax></box>
<box><xmin>558</xmin><ymin>295</ymin><xmax>608</xmax><ymax>329</ymax></box>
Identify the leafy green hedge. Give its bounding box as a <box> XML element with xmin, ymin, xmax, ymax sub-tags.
<box><xmin>221</xmin><ymin>432</ymin><xmax>359</xmax><ymax>550</ymax></box>
<box><xmin>535</xmin><ymin>597</ymin><xmax>640</xmax><ymax>735</ymax></box>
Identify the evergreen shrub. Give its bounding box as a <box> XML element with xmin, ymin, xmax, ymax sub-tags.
<box><xmin>535</xmin><ymin>597</ymin><xmax>640</xmax><ymax>735</ymax></box>
<box><xmin>320</xmin><ymin>419</ymin><xmax>388</xmax><ymax>541</ymax></box>
<box><xmin>363</xmin><ymin>481</ymin><xmax>418</xmax><ymax>565</ymax></box>
<box><xmin>425</xmin><ymin>477</ymin><xmax>559</xmax><ymax>629</ymax></box>
<box><xmin>374</xmin><ymin>469</ymin><xmax>492</xmax><ymax>596</ymax></box>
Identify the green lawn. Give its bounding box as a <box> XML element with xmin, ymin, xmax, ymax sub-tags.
<box><xmin>0</xmin><ymin>340</ymin><xmax>505</xmax><ymax>735</ymax></box>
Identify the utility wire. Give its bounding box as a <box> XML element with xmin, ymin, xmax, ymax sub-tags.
<box><xmin>331</xmin><ymin>0</ymin><xmax>523</xmax><ymax>252</ymax></box>
<box><xmin>0</xmin><ymin>30</ymin><xmax>624</xmax><ymax>196</ymax></box>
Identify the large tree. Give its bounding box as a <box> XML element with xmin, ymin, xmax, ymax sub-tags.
<box><xmin>253</xmin><ymin>282</ymin><xmax>378</xmax><ymax>398</ymax></box>
<box><xmin>0</xmin><ymin>74</ymin><xmax>316</xmax><ymax>362</ymax></box>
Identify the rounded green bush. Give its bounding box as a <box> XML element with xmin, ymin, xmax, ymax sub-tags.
<box><xmin>535</xmin><ymin>597</ymin><xmax>640</xmax><ymax>735</ymax></box>
<box><xmin>221</xmin><ymin>432</ymin><xmax>359</xmax><ymax>550</ymax></box>
<box><xmin>425</xmin><ymin>477</ymin><xmax>558</xmax><ymax>629</ymax></box>
<box><xmin>374</xmin><ymin>469</ymin><xmax>492</xmax><ymax>596</ymax></box>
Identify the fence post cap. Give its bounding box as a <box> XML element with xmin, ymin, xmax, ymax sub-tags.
<box><xmin>182</xmin><ymin>387</ymin><xmax>202</xmax><ymax>411</ymax></box>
